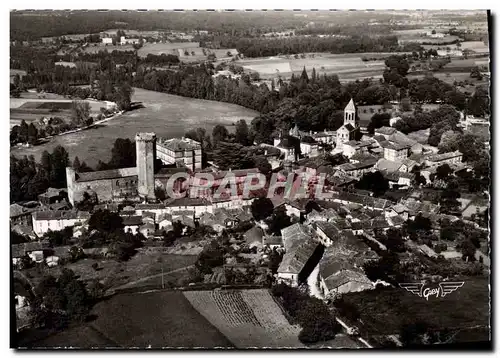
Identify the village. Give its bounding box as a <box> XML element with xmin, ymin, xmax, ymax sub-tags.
<box><xmin>11</xmin><ymin>96</ymin><xmax>490</xmax><ymax>347</ymax></box>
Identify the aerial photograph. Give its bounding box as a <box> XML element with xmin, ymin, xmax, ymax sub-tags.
<box><xmin>9</xmin><ymin>9</ymin><xmax>491</xmax><ymax>349</ymax></box>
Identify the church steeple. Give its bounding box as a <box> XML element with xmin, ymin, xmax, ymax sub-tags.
<box><xmin>344</xmin><ymin>98</ymin><xmax>357</xmax><ymax>127</ymax></box>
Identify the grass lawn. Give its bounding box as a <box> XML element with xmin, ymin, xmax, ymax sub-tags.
<box><xmin>26</xmin><ymin>249</ymin><xmax>197</xmax><ymax>293</ymax></box>
<box><xmin>338</xmin><ymin>276</ymin><xmax>490</xmax><ymax>340</ymax></box>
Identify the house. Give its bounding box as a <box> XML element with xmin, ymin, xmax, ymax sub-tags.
<box><xmin>381</xmin><ymin>171</ymin><xmax>415</xmax><ymax>188</ymax></box>
<box><xmin>375</xmin><ymin>159</ymin><xmax>407</xmax><ymax>173</ymax></box>
<box><xmin>341</xmin><ymin>139</ymin><xmax>376</xmax><ymax>158</ymax></box>
<box><xmin>319</xmin><ymin>266</ymin><xmax>374</xmax><ymax>298</ymax></box>
<box><xmin>374</xmin><ymin>126</ymin><xmax>397</xmax><ymax>139</ymax></box>
<box><xmin>198</xmin><ymin>212</ymin><xmax>225</xmax><ymax>233</ymax></box>
<box><xmin>262</xmin><ymin>235</ymin><xmax>284</xmax><ymax>250</ymax></box>
<box><xmin>122</xmin><ymin>215</ymin><xmax>143</xmax><ymax>235</ymax></box>
<box><xmin>312</xmin><ymin>130</ymin><xmax>336</xmax><ymax>145</ymax></box>
<box><xmin>425</xmin><ymin>150</ymin><xmax>463</xmax><ymax>167</ymax></box>
<box><xmin>12</xmin><ymin>224</ymin><xmax>36</xmax><ymax>240</ymax></box>
<box><xmin>102</xmin><ymin>37</ymin><xmax>113</xmax><ymax>44</ymax></box>
<box><xmin>379</xmin><ymin>140</ymin><xmax>410</xmax><ymax>161</ymax></box>
<box><xmin>314</xmin><ymin>221</ymin><xmax>345</xmax><ymax>247</ymax></box>
<box><xmin>386</xmin><ymin>203</ymin><xmax>410</xmax><ymax>220</ymax></box>
<box><xmin>277</xmin><ymin>238</ymin><xmax>323</xmax><ymax>287</ymax></box>
<box><xmin>38</xmin><ymin>188</ymin><xmax>68</xmax><ymax>205</ymax></box>
<box><xmin>336</xmin><ymin>158</ymin><xmax>378</xmax><ymax>178</ymax></box>
<box><xmin>10</xmin><ymin>204</ymin><xmax>35</xmax><ymax>227</ymax></box>
<box><xmin>327</xmin><ymin>192</ymin><xmax>390</xmax><ymax>211</ymax></box>
<box><xmin>139</xmin><ymin>223</ymin><xmax>156</xmax><ymax>238</ymax></box>
<box><xmin>157</xmin><ymin>213</ymin><xmax>173</xmax><ymax>231</ymax></box>
<box><xmin>280</xmin><ymin>223</ymin><xmax>313</xmax><ymax>249</ymax></box>
<box><xmin>142</xmin><ymin>211</ymin><xmax>156</xmax><ymax>225</ymax></box>
<box><xmin>156</xmin><ymin>137</ymin><xmax>202</xmax><ymax>171</ymax></box>
<box><xmin>12</xmin><ymin>241</ymin><xmax>47</xmax><ymax>266</ymax></box>
<box><xmin>32</xmin><ymin>210</ymin><xmax>90</xmax><ymax>237</ymax></box>
<box><xmin>273</xmin><ymin>135</ymin><xmax>298</xmax><ymax>162</ymax></box>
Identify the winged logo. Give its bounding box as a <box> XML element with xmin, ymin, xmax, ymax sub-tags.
<box><xmin>399</xmin><ymin>283</ymin><xmax>424</xmax><ymax>297</ymax></box>
<box><xmin>439</xmin><ymin>282</ymin><xmax>464</xmax><ymax>297</ymax></box>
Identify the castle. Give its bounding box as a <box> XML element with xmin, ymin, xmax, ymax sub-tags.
<box><xmin>66</xmin><ymin>133</ymin><xmax>196</xmax><ymax>206</ymax></box>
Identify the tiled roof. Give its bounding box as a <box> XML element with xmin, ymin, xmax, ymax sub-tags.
<box><xmin>32</xmin><ymin>210</ymin><xmax>90</xmax><ymax>221</ymax></box>
<box><xmin>281</xmin><ymin>223</ymin><xmax>312</xmax><ymax>249</ymax></box>
<box><xmin>76</xmin><ymin>167</ymin><xmax>137</xmax><ymax>182</ymax></box>
<box><xmin>10</xmin><ymin>204</ymin><xmax>35</xmax><ymax>218</ymax></box>
<box><xmin>263</xmin><ymin>235</ymin><xmax>283</xmax><ymax>246</ymax></box>
<box><xmin>375</xmin><ymin>159</ymin><xmax>404</xmax><ymax>173</ymax></box>
<box><xmin>244</xmin><ymin>226</ymin><xmax>264</xmax><ymax>243</ymax></box>
<box><xmin>343</xmin><ymin>123</ymin><xmax>355</xmax><ymax>132</ymax></box>
<box><xmin>337</xmin><ymin>158</ymin><xmax>378</xmax><ymax>172</ymax></box>
<box><xmin>158</xmin><ymin>137</ymin><xmax>201</xmax><ymax>151</ymax></box>
<box><xmin>323</xmin><ymin>269</ymin><xmax>372</xmax><ymax>291</ymax></box>
<box><xmin>426</xmin><ymin>150</ymin><xmax>463</xmax><ymax>162</ymax></box>
<box><xmin>122</xmin><ymin>215</ymin><xmax>143</xmax><ymax>226</ymax></box>
<box><xmin>278</xmin><ymin>238</ymin><xmax>319</xmax><ymax>274</ymax></box>
<box><xmin>379</xmin><ymin>140</ymin><xmax>410</xmax><ymax>151</ymax></box>
<box><xmin>375</xmin><ymin>126</ymin><xmax>397</xmax><ymax>136</ymax></box>
<box><xmin>165</xmin><ymin>197</ymin><xmax>209</xmax><ymax>207</ymax></box>
<box><xmin>136</xmin><ymin>203</ymin><xmax>166</xmax><ymax>210</ymax></box>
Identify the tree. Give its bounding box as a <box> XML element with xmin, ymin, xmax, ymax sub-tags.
<box><xmin>235</xmin><ymin>119</ymin><xmax>251</xmax><ymax>146</ymax></box>
<box><xmin>50</xmin><ymin>145</ymin><xmax>70</xmax><ymax>188</ymax></box>
<box><xmin>72</xmin><ymin>156</ymin><xmax>81</xmax><ymax>171</ymax></box>
<box><xmin>356</xmin><ymin>171</ymin><xmax>389</xmax><ymax>196</ymax></box>
<box><xmin>267</xmin><ymin>248</ymin><xmax>284</xmax><ymax>274</ymax></box>
<box><xmin>435</xmin><ymin>164</ymin><xmax>453</xmax><ymax>180</ymax></box>
<box><xmin>71</xmin><ymin>100</ymin><xmax>91</xmax><ymax>126</ymax></box>
<box><xmin>470</xmin><ymin>66</ymin><xmax>482</xmax><ymax>80</ymax></box>
<box><xmin>88</xmin><ymin>209</ymin><xmax>123</xmax><ymax>233</ymax></box>
<box><xmin>268</xmin><ymin>206</ymin><xmax>292</xmax><ymax>236</ymax></box>
<box><xmin>367</xmin><ymin>113</ymin><xmax>391</xmax><ymax>134</ymax></box>
<box><xmin>383</xmin><ymin>228</ymin><xmax>406</xmax><ymax>252</ymax></box>
<box><xmin>115</xmin><ymin>82</ymin><xmax>133</xmax><ymax>110</ymax></box>
<box><xmin>109</xmin><ymin>138</ymin><xmax>136</xmax><ymax>169</ymax></box>
<box><xmin>27</xmin><ymin>123</ymin><xmax>38</xmax><ymax>144</ymax></box>
<box><xmin>255</xmin><ymin>156</ymin><xmax>272</xmax><ymax>176</ymax></box>
<box><xmin>251</xmin><ymin>197</ymin><xmax>274</xmax><ymax>221</ymax></box>
<box><xmin>399</xmin><ymin>97</ymin><xmax>412</xmax><ymax>112</ymax></box>
<box><xmin>212</xmin><ymin>124</ymin><xmax>229</xmax><ymax>146</ymax></box>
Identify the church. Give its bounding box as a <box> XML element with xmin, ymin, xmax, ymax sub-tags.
<box><xmin>336</xmin><ymin>98</ymin><xmax>359</xmax><ymax>149</ymax></box>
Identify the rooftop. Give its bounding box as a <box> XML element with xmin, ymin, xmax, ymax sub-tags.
<box><xmin>277</xmin><ymin>238</ymin><xmax>319</xmax><ymax>274</ymax></box>
<box><xmin>158</xmin><ymin>137</ymin><xmax>201</xmax><ymax>151</ymax></box>
<box><xmin>426</xmin><ymin>150</ymin><xmax>463</xmax><ymax>162</ymax></box>
<box><xmin>32</xmin><ymin>210</ymin><xmax>90</xmax><ymax>221</ymax></box>
<box><xmin>375</xmin><ymin>126</ymin><xmax>397</xmax><ymax>136</ymax></box>
<box><xmin>135</xmin><ymin>132</ymin><xmax>156</xmax><ymax>141</ymax></box>
<box><xmin>75</xmin><ymin>167</ymin><xmax>137</xmax><ymax>182</ymax></box>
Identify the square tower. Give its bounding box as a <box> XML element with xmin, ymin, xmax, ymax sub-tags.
<box><xmin>136</xmin><ymin>132</ymin><xmax>157</xmax><ymax>202</ymax></box>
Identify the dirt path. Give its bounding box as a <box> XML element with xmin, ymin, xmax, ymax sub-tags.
<box><xmin>106</xmin><ymin>264</ymin><xmax>194</xmax><ymax>294</ymax></box>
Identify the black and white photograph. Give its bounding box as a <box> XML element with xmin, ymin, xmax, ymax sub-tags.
<box><xmin>8</xmin><ymin>9</ymin><xmax>492</xmax><ymax>349</ymax></box>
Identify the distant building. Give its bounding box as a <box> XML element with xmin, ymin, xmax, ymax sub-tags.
<box><xmin>379</xmin><ymin>140</ymin><xmax>410</xmax><ymax>161</ymax></box>
<box><xmin>156</xmin><ymin>137</ymin><xmax>202</xmax><ymax>171</ymax></box>
<box><xmin>120</xmin><ymin>36</ymin><xmax>140</xmax><ymax>45</ymax></box>
<box><xmin>102</xmin><ymin>37</ymin><xmax>113</xmax><ymax>44</ymax></box>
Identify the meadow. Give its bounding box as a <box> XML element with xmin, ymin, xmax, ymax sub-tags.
<box><xmin>236</xmin><ymin>53</ymin><xmax>395</xmax><ymax>81</ymax></box>
<box><xmin>10</xmin><ymin>87</ymin><xmax>259</xmax><ymax>167</ymax></box>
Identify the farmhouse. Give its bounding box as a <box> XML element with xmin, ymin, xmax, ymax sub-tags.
<box><xmin>336</xmin><ymin>158</ymin><xmax>378</xmax><ymax>178</ymax></box>
<box><xmin>32</xmin><ymin>210</ymin><xmax>90</xmax><ymax>237</ymax></box>
<box><xmin>102</xmin><ymin>37</ymin><xmax>113</xmax><ymax>44</ymax></box>
<box><xmin>379</xmin><ymin>140</ymin><xmax>410</xmax><ymax>161</ymax></box>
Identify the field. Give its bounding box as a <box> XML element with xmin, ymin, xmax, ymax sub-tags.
<box><xmin>10</xmin><ymin>96</ymin><xmax>111</xmax><ymax>128</ymax></box>
<box><xmin>235</xmin><ymin>53</ymin><xmax>404</xmax><ymax>81</ymax></box>
<box><xmin>339</xmin><ymin>276</ymin><xmax>490</xmax><ymax>341</ymax></box>
<box><xmin>25</xmin><ymin>249</ymin><xmax>197</xmax><ymax>294</ymax></box>
<box><xmin>20</xmin><ymin>291</ymin><xmax>234</xmax><ymax>348</ymax></box>
<box><xmin>184</xmin><ymin>289</ymin><xmax>305</xmax><ymax>348</ymax></box>
<box><xmin>10</xmin><ymin>87</ymin><xmax>259</xmax><ymax>167</ymax></box>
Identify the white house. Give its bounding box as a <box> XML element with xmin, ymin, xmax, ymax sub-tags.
<box><xmin>32</xmin><ymin>210</ymin><xmax>90</xmax><ymax>237</ymax></box>
<box><xmin>102</xmin><ymin>37</ymin><xmax>113</xmax><ymax>44</ymax></box>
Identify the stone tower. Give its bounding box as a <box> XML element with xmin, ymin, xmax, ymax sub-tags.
<box><xmin>135</xmin><ymin>132</ymin><xmax>157</xmax><ymax>202</ymax></box>
<box><xmin>344</xmin><ymin>98</ymin><xmax>357</xmax><ymax>127</ymax></box>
